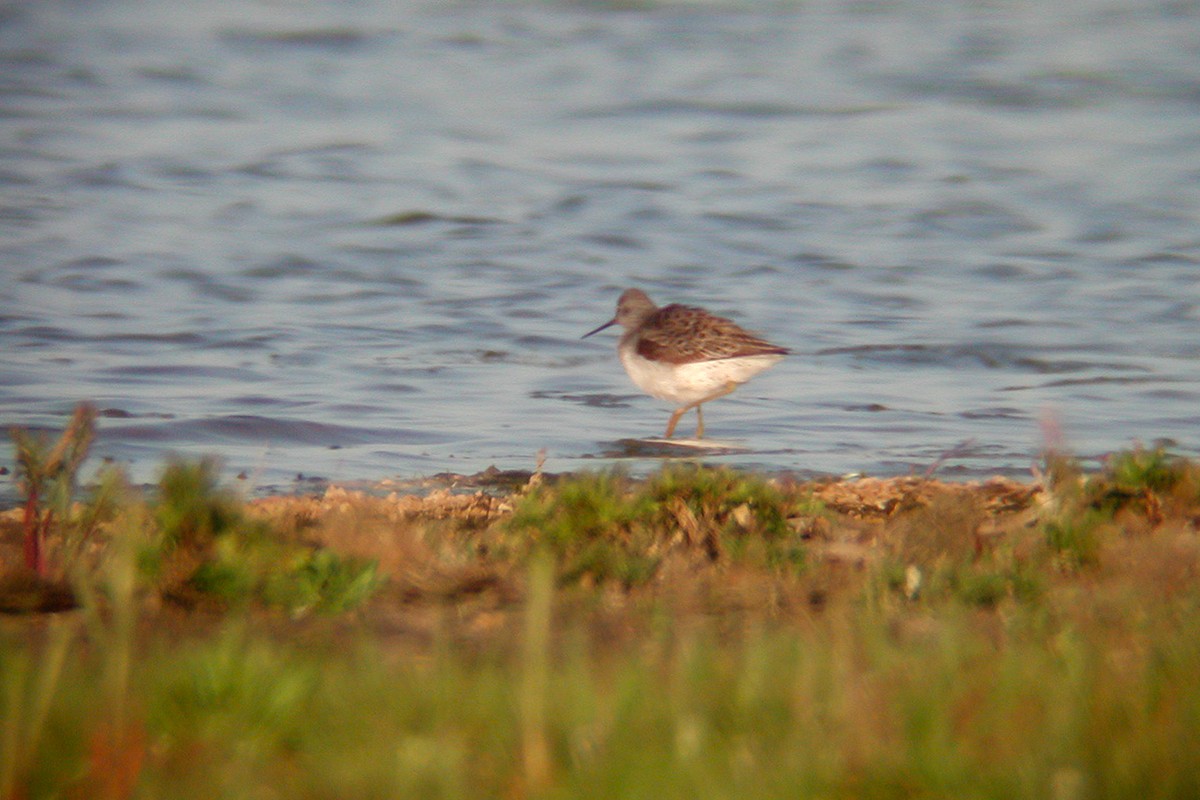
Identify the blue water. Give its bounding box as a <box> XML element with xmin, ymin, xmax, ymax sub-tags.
<box><xmin>3</xmin><ymin>0</ymin><xmax>1200</xmax><ymax>498</ymax></box>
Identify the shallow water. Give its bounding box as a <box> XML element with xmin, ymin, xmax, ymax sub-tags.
<box><xmin>3</xmin><ymin>0</ymin><xmax>1200</xmax><ymax>498</ymax></box>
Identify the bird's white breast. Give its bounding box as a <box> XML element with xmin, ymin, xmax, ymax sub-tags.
<box><xmin>618</xmin><ymin>343</ymin><xmax>783</xmax><ymax>406</ymax></box>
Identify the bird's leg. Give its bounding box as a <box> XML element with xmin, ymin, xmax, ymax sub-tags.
<box><xmin>664</xmin><ymin>407</ymin><xmax>686</xmax><ymax>438</ymax></box>
<box><xmin>696</xmin><ymin>384</ymin><xmax>739</xmax><ymax>437</ymax></box>
<box><xmin>671</xmin><ymin>382</ymin><xmax>739</xmax><ymax>439</ymax></box>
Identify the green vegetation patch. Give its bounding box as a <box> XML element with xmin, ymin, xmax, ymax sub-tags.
<box><xmin>505</xmin><ymin>465</ymin><xmax>810</xmax><ymax>586</ymax></box>
<box><xmin>152</xmin><ymin>459</ymin><xmax>383</xmax><ymax>615</ymax></box>
<box><xmin>505</xmin><ymin>471</ymin><xmax>660</xmax><ymax>587</ymax></box>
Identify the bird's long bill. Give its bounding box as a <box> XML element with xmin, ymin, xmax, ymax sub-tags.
<box><xmin>581</xmin><ymin>317</ymin><xmax>617</xmax><ymax>339</ymax></box>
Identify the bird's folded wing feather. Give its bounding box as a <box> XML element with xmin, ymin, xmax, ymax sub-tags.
<box><xmin>634</xmin><ymin>304</ymin><xmax>789</xmax><ymax>364</ymax></box>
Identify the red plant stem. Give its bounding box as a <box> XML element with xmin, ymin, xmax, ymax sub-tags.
<box><xmin>21</xmin><ymin>486</ymin><xmax>49</xmax><ymax>577</ymax></box>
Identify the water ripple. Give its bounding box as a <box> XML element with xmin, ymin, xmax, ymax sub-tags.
<box><xmin>1</xmin><ymin>0</ymin><xmax>1199</xmax><ymax>495</ymax></box>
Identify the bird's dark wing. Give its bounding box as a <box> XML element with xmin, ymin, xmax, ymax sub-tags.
<box><xmin>634</xmin><ymin>304</ymin><xmax>789</xmax><ymax>365</ymax></box>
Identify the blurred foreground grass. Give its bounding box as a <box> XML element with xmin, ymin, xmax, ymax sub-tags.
<box><xmin>2</xmin><ymin>410</ymin><xmax>1199</xmax><ymax>798</ymax></box>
